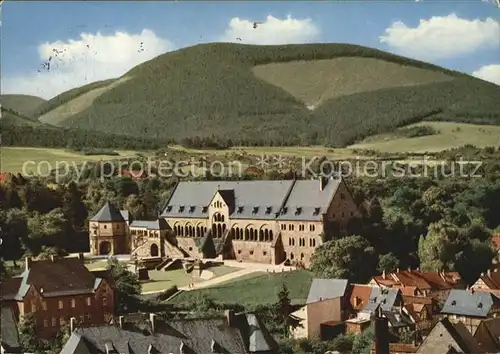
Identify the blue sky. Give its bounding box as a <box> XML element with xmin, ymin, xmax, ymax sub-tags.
<box><xmin>2</xmin><ymin>1</ymin><xmax>499</xmax><ymax>99</ymax></box>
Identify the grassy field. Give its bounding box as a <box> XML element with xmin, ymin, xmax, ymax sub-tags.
<box><xmin>350</xmin><ymin>122</ymin><xmax>500</xmax><ymax>153</ymax></box>
<box><xmin>1</xmin><ymin>147</ymin><xmax>140</xmax><ymax>174</ymax></box>
<box><xmin>84</xmin><ymin>259</ymin><xmax>240</xmax><ymax>293</ymax></box>
<box><xmin>29</xmin><ymin>42</ymin><xmax>499</xmax><ymax>147</ymax></box>
<box><xmin>168</xmin><ymin>270</ymin><xmax>314</xmax><ymax>307</ymax></box>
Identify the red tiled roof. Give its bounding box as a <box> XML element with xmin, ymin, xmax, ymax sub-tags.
<box><xmin>372</xmin><ymin>270</ymin><xmax>461</xmax><ymax>292</ymax></box>
<box><xmin>348</xmin><ymin>284</ymin><xmax>373</xmax><ymax>311</ymax></box>
<box><xmin>0</xmin><ymin>172</ymin><xmax>11</xmax><ymax>184</ymax></box>
<box><xmin>402</xmin><ymin>295</ymin><xmax>433</xmax><ymax>306</ymax></box>
<box><xmin>120</xmin><ymin>169</ymin><xmax>148</xmax><ymax>179</ymax></box>
<box><xmin>371</xmin><ymin>343</ymin><xmax>419</xmax><ymax>354</ymax></box>
<box><xmin>492</xmin><ymin>235</ymin><xmax>500</xmax><ymax>249</ymax></box>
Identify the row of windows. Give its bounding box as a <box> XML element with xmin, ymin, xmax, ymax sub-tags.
<box><xmin>213</xmin><ymin>201</ymin><xmax>224</xmax><ymax>208</ymax></box>
<box><xmin>43</xmin><ymin>314</ymin><xmax>91</xmax><ymax>327</ymax></box>
<box><xmin>280</xmin><ymin>224</ymin><xmax>316</xmax><ymax>232</ymax></box>
<box><xmin>232</xmin><ymin>227</ymin><xmax>274</xmax><ymax>242</ymax></box>
<box><xmin>174</xmin><ymin>225</ymin><xmax>208</xmax><ymax>237</ymax></box>
<box><xmin>289</xmin><ymin>237</ymin><xmax>316</xmax><ymax>247</ymax></box>
<box><xmin>31</xmin><ymin>297</ymin><xmax>107</xmax><ymax>312</ymax></box>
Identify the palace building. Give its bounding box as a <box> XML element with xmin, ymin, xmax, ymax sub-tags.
<box><xmin>88</xmin><ymin>177</ymin><xmax>360</xmax><ymax>267</ymax></box>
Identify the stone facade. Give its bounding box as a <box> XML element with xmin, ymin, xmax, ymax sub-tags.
<box><xmin>88</xmin><ymin>177</ymin><xmax>360</xmax><ymax>267</ymax></box>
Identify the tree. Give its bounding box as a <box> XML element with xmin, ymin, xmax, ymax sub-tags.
<box><xmin>310</xmin><ymin>235</ymin><xmax>377</xmax><ymax>283</ymax></box>
<box><xmin>273</xmin><ymin>284</ymin><xmax>299</xmax><ymax>338</ymax></box>
<box><xmin>18</xmin><ymin>313</ymin><xmax>42</xmax><ymax>353</ymax></box>
<box><xmin>107</xmin><ymin>257</ymin><xmax>141</xmax><ymax>313</ymax></box>
<box><xmin>378</xmin><ymin>253</ymin><xmax>399</xmax><ymax>273</ymax></box>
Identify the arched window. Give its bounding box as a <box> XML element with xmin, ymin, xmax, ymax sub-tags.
<box><xmin>264</xmin><ymin>229</ymin><xmax>269</xmax><ymax>241</ymax></box>
<box><xmin>259</xmin><ymin>230</ymin><xmax>264</xmax><ymax>241</ymax></box>
<box><xmin>217</xmin><ymin>224</ymin><xmax>222</xmax><ymax>238</ymax></box>
<box><xmin>301</xmin><ymin>253</ymin><xmax>304</xmax><ymax>260</ymax></box>
<box><xmin>184</xmin><ymin>226</ymin><xmax>188</xmax><ymax>236</ymax></box>
<box><xmin>269</xmin><ymin>230</ymin><xmax>273</xmax><ymax>241</ymax></box>
<box><xmin>221</xmin><ymin>215</ymin><xmax>225</xmax><ymax>222</ymax></box>
<box><xmin>290</xmin><ymin>253</ymin><xmax>295</xmax><ymax>260</ymax></box>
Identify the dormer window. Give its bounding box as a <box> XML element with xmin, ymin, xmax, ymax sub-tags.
<box><xmin>295</xmin><ymin>207</ymin><xmax>302</xmax><ymax>215</ymax></box>
<box><xmin>166</xmin><ymin>206</ymin><xmax>172</xmax><ymax>212</ymax></box>
<box><xmin>238</xmin><ymin>206</ymin><xmax>244</xmax><ymax>213</ymax></box>
<box><xmin>478</xmin><ymin>302</ymin><xmax>483</xmax><ymax>308</ymax></box>
<box><xmin>282</xmin><ymin>207</ymin><xmax>288</xmax><ymax>214</ymax></box>
<box><xmin>451</xmin><ymin>300</ymin><xmax>457</xmax><ymax>306</ymax></box>
<box><xmin>253</xmin><ymin>206</ymin><xmax>259</xmax><ymax>214</ymax></box>
<box><xmin>179</xmin><ymin>206</ymin><xmax>185</xmax><ymax>213</ymax></box>
<box><xmin>189</xmin><ymin>206</ymin><xmax>195</xmax><ymax>213</ymax></box>
<box><xmin>202</xmin><ymin>206</ymin><xmax>208</xmax><ymax>213</ymax></box>
<box><xmin>265</xmin><ymin>206</ymin><xmax>272</xmax><ymax>214</ymax></box>
<box><xmin>314</xmin><ymin>207</ymin><xmax>320</xmax><ymax>215</ymax></box>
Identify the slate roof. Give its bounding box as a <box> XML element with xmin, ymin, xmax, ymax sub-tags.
<box><xmin>416</xmin><ymin>318</ymin><xmax>480</xmax><ymax>354</ymax></box>
<box><xmin>1</xmin><ymin>307</ymin><xmax>20</xmax><ymax>353</ymax></box>
<box><xmin>129</xmin><ymin>219</ymin><xmax>169</xmax><ymax>230</ymax></box>
<box><xmin>306</xmin><ymin>279</ymin><xmax>349</xmax><ymax>305</ymax></box>
<box><xmin>160</xmin><ymin>178</ymin><xmax>342</xmax><ymax>221</ymax></box>
<box><xmin>473</xmin><ymin>318</ymin><xmax>500</xmax><ymax>353</ymax></box>
<box><xmin>1</xmin><ymin>257</ymin><xmax>114</xmax><ymax>300</ymax></box>
<box><xmin>362</xmin><ymin>287</ymin><xmax>401</xmax><ymax>313</ymax></box>
<box><xmin>90</xmin><ymin>202</ymin><xmax>125</xmax><ymax>222</ymax></box>
<box><xmin>60</xmin><ymin>312</ymin><xmax>278</xmax><ymax>354</ymax></box>
<box><xmin>277</xmin><ymin>179</ymin><xmax>340</xmax><ymax>221</ymax></box>
<box><xmin>441</xmin><ymin>289</ymin><xmax>500</xmax><ymax>318</ymax></box>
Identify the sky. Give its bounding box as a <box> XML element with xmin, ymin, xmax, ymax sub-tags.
<box><xmin>1</xmin><ymin>1</ymin><xmax>499</xmax><ymax>100</ymax></box>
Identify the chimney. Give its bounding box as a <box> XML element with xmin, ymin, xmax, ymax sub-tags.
<box><xmin>225</xmin><ymin>309</ymin><xmax>235</xmax><ymax>327</ymax></box>
<box><xmin>78</xmin><ymin>253</ymin><xmax>85</xmax><ymax>262</ymax></box>
<box><xmin>416</xmin><ymin>267</ymin><xmax>420</xmax><ymax>272</ymax></box>
<box><xmin>407</xmin><ymin>266</ymin><xmax>411</xmax><ymax>272</ymax></box>
<box><xmin>373</xmin><ymin>307</ymin><xmax>389</xmax><ymax>354</ymax></box>
<box><xmin>70</xmin><ymin>317</ymin><xmax>77</xmax><ymax>333</ymax></box>
<box><xmin>180</xmin><ymin>341</ymin><xmax>187</xmax><ymax>354</ymax></box>
<box><xmin>488</xmin><ymin>269</ymin><xmax>491</xmax><ymax>277</ymax></box>
<box><xmin>119</xmin><ymin>316</ymin><xmax>124</xmax><ymax>329</ymax></box>
<box><xmin>382</xmin><ymin>269</ymin><xmax>386</xmax><ymax>280</ymax></box>
<box><xmin>25</xmin><ymin>257</ymin><xmax>32</xmax><ymax>271</ymax></box>
<box><xmin>149</xmin><ymin>313</ymin><xmax>156</xmax><ymax>333</ymax></box>
<box><xmin>396</xmin><ymin>268</ymin><xmax>399</xmax><ymax>273</ymax></box>
<box><xmin>211</xmin><ymin>339</ymin><xmax>217</xmax><ymax>353</ymax></box>
<box><xmin>50</xmin><ymin>255</ymin><xmax>55</xmax><ymax>262</ymax></box>
<box><xmin>320</xmin><ymin>176</ymin><xmax>327</xmax><ymax>191</ymax></box>
<box><xmin>104</xmin><ymin>341</ymin><xmax>113</xmax><ymax>354</ymax></box>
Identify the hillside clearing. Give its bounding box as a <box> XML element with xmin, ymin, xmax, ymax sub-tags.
<box><xmin>1</xmin><ymin>147</ymin><xmax>140</xmax><ymax>174</ymax></box>
<box><xmin>253</xmin><ymin>57</ymin><xmax>454</xmax><ymax>108</ymax></box>
<box><xmin>350</xmin><ymin>122</ymin><xmax>500</xmax><ymax>153</ymax></box>
<box><xmin>0</xmin><ymin>94</ymin><xmax>46</xmax><ymax>118</ymax></box>
<box><xmin>167</xmin><ymin>270</ymin><xmax>314</xmax><ymax>307</ymax></box>
<box><xmin>39</xmin><ymin>77</ymin><xmax>130</xmax><ymax>126</ymax></box>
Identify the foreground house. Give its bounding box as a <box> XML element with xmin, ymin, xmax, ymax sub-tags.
<box><xmin>60</xmin><ymin>311</ymin><xmax>279</xmax><ymax>354</ymax></box>
<box><xmin>369</xmin><ymin>269</ymin><xmax>464</xmax><ymax>302</ymax></box>
<box><xmin>415</xmin><ymin>318</ymin><xmax>480</xmax><ymax>354</ymax></box>
<box><xmin>89</xmin><ymin>177</ymin><xmax>361</xmax><ymax>267</ymax></box>
<box><xmin>473</xmin><ymin>318</ymin><xmax>500</xmax><ymax>353</ymax></box>
<box><xmin>1</xmin><ymin>255</ymin><xmax>115</xmax><ymax>339</ymax></box>
<box><xmin>292</xmin><ymin>278</ymin><xmax>350</xmax><ymax>339</ymax></box>
<box><xmin>441</xmin><ymin>289</ymin><xmax>500</xmax><ymax>334</ymax></box>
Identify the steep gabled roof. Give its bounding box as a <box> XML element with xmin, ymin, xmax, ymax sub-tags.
<box><xmin>416</xmin><ymin>318</ymin><xmax>480</xmax><ymax>354</ymax></box>
<box><xmin>306</xmin><ymin>278</ymin><xmax>349</xmax><ymax>305</ymax></box>
<box><xmin>90</xmin><ymin>201</ymin><xmax>125</xmax><ymax>222</ymax></box>
<box><xmin>1</xmin><ymin>257</ymin><xmax>114</xmax><ymax>300</ymax></box>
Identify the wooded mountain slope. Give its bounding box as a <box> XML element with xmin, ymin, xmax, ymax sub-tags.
<box><xmin>31</xmin><ymin>43</ymin><xmax>500</xmax><ymax>147</ymax></box>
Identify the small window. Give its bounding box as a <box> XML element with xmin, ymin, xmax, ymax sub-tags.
<box><xmin>71</xmin><ymin>299</ymin><xmax>76</xmax><ymax>308</ymax></box>
<box><xmin>341</xmin><ymin>212</ymin><xmax>345</xmax><ymax>218</ymax></box>
<box><xmin>351</xmin><ymin>211</ymin><xmax>354</xmax><ymax>217</ymax></box>
<box><xmin>188</xmin><ymin>247</ymin><xmax>193</xmax><ymax>251</ymax></box>
<box><xmin>60</xmin><ymin>317</ymin><xmax>66</xmax><ymax>325</ymax></box>
<box><xmin>340</xmin><ymin>193</ymin><xmax>345</xmax><ymax>200</ymax></box>
<box><xmin>31</xmin><ymin>302</ymin><xmax>36</xmax><ymax>312</ymax></box>
<box><xmin>250</xmin><ymin>250</ymin><xmax>254</xmax><ymax>255</ymax></box>
<box><xmin>42</xmin><ymin>301</ymin><xmax>47</xmax><ymax>311</ymax></box>
<box><xmin>281</xmin><ymin>224</ymin><xmax>286</xmax><ymax>230</ymax></box>
<box><xmin>238</xmin><ymin>250</ymin><xmax>242</xmax><ymax>254</ymax></box>
<box><xmin>310</xmin><ymin>225</ymin><xmax>316</xmax><ymax>232</ymax></box>
<box><xmin>80</xmin><ymin>315</ymin><xmax>85</xmax><ymax>322</ymax></box>
<box><xmin>86</xmin><ymin>314</ymin><xmax>91</xmax><ymax>321</ymax></box>
<box><xmin>52</xmin><ymin>317</ymin><xmax>57</xmax><ymax>326</ymax></box>
<box><xmin>102</xmin><ymin>297</ymin><xmax>107</xmax><ymax>306</ymax></box>
<box><xmin>86</xmin><ymin>297</ymin><xmax>91</xmax><ymax>306</ymax></box>
<box><xmin>103</xmin><ymin>225</ymin><xmax>107</xmax><ymax>229</ymax></box>
<box><xmin>44</xmin><ymin>319</ymin><xmax>48</xmax><ymax>327</ymax></box>
<box><xmin>263</xmin><ymin>251</ymin><xmax>267</xmax><ymax>256</ymax></box>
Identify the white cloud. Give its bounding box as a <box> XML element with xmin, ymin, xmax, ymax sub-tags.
<box><xmin>380</xmin><ymin>13</ymin><xmax>500</xmax><ymax>60</ymax></box>
<box><xmin>219</xmin><ymin>14</ymin><xmax>320</xmax><ymax>45</ymax></box>
<box><xmin>473</xmin><ymin>64</ymin><xmax>500</xmax><ymax>85</ymax></box>
<box><xmin>1</xmin><ymin>29</ymin><xmax>174</xmax><ymax>99</ymax></box>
